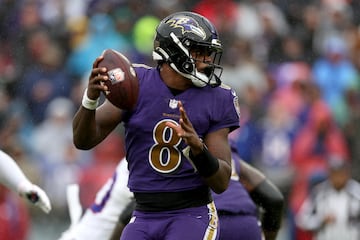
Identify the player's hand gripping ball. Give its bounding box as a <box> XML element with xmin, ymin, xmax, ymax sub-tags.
<box><xmin>98</xmin><ymin>49</ymin><xmax>139</xmax><ymax>110</ymax></box>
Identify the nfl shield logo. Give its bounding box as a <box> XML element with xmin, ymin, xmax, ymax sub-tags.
<box><xmin>108</xmin><ymin>68</ymin><xmax>125</xmax><ymax>84</ymax></box>
<box><xmin>169</xmin><ymin>99</ymin><xmax>178</xmax><ymax>109</ymax></box>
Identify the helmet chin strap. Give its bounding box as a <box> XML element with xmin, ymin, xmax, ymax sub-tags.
<box><xmin>153</xmin><ymin>48</ymin><xmax>208</xmax><ymax>87</ymax></box>
<box><xmin>169</xmin><ymin>62</ymin><xmax>208</xmax><ymax>88</ymax></box>
<box><xmin>209</xmin><ymin>74</ymin><xmax>221</xmax><ymax>87</ymax></box>
<box><xmin>191</xmin><ymin>70</ymin><xmax>209</xmax><ymax>87</ymax></box>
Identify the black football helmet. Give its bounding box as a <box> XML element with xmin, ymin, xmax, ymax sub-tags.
<box><xmin>152</xmin><ymin>11</ymin><xmax>223</xmax><ymax>87</ymax></box>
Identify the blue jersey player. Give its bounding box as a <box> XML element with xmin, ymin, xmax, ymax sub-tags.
<box><xmin>72</xmin><ymin>11</ymin><xmax>240</xmax><ymax>240</ymax></box>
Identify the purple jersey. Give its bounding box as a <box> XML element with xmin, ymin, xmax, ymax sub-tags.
<box><xmin>212</xmin><ymin>144</ymin><xmax>261</xmax><ymax>240</ymax></box>
<box><xmin>123</xmin><ymin>65</ymin><xmax>240</xmax><ymax>193</ymax></box>
<box><xmin>212</xmin><ymin>150</ymin><xmax>258</xmax><ymax>216</ymax></box>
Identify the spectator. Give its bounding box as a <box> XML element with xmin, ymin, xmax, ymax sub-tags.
<box><xmin>16</xmin><ymin>29</ymin><xmax>72</xmax><ymax>125</ymax></box>
<box><xmin>65</xmin><ymin>12</ymin><xmax>131</xmax><ymax>79</ymax></box>
<box><xmin>30</xmin><ymin>97</ymin><xmax>85</xmax><ymax>210</ymax></box>
<box><xmin>0</xmin><ymin>185</ymin><xmax>30</xmax><ymax>240</ymax></box>
<box><xmin>290</xmin><ymin>99</ymin><xmax>349</xmax><ymax>239</ymax></box>
<box><xmin>343</xmin><ymin>89</ymin><xmax>360</xmax><ymax>182</ymax></box>
<box><xmin>312</xmin><ymin>34</ymin><xmax>359</xmax><ymax>126</ymax></box>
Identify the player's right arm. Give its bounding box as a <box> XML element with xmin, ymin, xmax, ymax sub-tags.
<box><xmin>73</xmin><ymin>56</ymin><xmax>124</xmax><ymax>150</ymax></box>
<box><xmin>166</xmin><ymin>101</ymin><xmax>233</xmax><ymax>193</ymax></box>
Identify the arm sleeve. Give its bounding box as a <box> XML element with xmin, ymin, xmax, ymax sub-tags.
<box><xmin>249</xmin><ymin>179</ymin><xmax>284</xmax><ymax>231</ymax></box>
<box><xmin>0</xmin><ymin>150</ymin><xmax>30</xmax><ymax>193</ymax></box>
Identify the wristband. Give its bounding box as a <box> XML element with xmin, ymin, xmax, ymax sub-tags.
<box><xmin>189</xmin><ymin>145</ymin><xmax>219</xmax><ymax>178</ymax></box>
<box><xmin>82</xmin><ymin>88</ymin><xmax>99</xmax><ymax>110</ymax></box>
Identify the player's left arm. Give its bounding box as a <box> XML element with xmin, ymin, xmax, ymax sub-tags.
<box><xmin>239</xmin><ymin>160</ymin><xmax>284</xmax><ymax>240</ymax></box>
<box><xmin>0</xmin><ymin>150</ymin><xmax>51</xmax><ymax>213</ymax></box>
<box><xmin>201</xmin><ymin>128</ymin><xmax>232</xmax><ymax>194</ymax></box>
<box><xmin>166</xmin><ymin>101</ymin><xmax>232</xmax><ymax>194</ymax></box>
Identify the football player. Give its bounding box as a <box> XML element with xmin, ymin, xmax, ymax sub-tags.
<box><xmin>73</xmin><ymin>11</ymin><xmax>240</xmax><ymax>240</ymax></box>
<box><xmin>0</xmin><ymin>150</ymin><xmax>51</xmax><ymax>213</ymax></box>
<box><xmin>213</xmin><ymin>140</ymin><xmax>284</xmax><ymax>240</ymax></box>
<box><xmin>110</xmin><ymin>142</ymin><xmax>284</xmax><ymax>240</ymax></box>
<box><xmin>58</xmin><ymin>159</ymin><xmax>132</xmax><ymax>240</ymax></box>
<box><xmin>59</xmin><ymin>141</ymin><xmax>284</xmax><ymax>240</ymax></box>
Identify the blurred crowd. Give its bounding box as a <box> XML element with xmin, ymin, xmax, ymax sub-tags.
<box><xmin>1</xmin><ymin>0</ymin><xmax>360</xmax><ymax>239</ymax></box>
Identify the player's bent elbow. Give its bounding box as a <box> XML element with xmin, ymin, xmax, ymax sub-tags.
<box><xmin>265</xmin><ymin>184</ymin><xmax>285</xmax><ymax>211</ymax></box>
<box><xmin>72</xmin><ymin>138</ymin><xmax>94</xmax><ymax>150</ymax></box>
<box><xmin>209</xmin><ymin>176</ymin><xmax>230</xmax><ymax>194</ymax></box>
<box><xmin>212</xmin><ymin>185</ymin><xmax>227</xmax><ymax>194</ymax></box>
<box><xmin>73</xmin><ymin>142</ymin><xmax>90</xmax><ymax>150</ymax></box>
<box><xmin>272</xmin><ymin>191</ymin><xmax>285</xmax><ymax>209</ymax></box>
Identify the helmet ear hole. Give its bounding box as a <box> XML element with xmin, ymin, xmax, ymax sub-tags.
<box><xmin>182</xmin><ymin>61</ymin><xmax>193</xmax><ymax>73</ymax></box>
<box><xmin>173</xmin><ymin>53</ymin><xmax>193</xmax><ymax>74</ymax></box>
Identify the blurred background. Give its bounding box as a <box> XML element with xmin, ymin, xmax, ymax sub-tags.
<box><xmin>1</xmin><ymin>0</ymin><xmax>360</xmax><ymax>239</ymax></box>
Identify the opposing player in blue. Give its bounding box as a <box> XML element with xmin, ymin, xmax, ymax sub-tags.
<box><xmin>72</xmin><ymin>11</ymin><xmax>240</xmax><ymax>240</ymax></box>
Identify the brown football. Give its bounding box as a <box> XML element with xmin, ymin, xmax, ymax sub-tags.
<box><xmin>98</xmin><ymin>49</ymin><xmax>139</xmax><ymax>110</ymax></box>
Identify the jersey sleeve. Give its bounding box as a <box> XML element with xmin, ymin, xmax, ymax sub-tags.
<box><xmin>209</xmin><ymin>85</ymin><xmax>240</xmax><ymax>133</ymax></box>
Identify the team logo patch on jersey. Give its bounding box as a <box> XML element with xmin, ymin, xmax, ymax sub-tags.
<box><xmin>169</xmin><ymin>99</ymin><xmax>179</xmax><ymax>109</ymax></box>
<box><xmin>233</xmin><ymin>95</ymin><xmax>241</xmax><ymax>118</ymax></box>
<box><xmin>166</xmin><ymin>16</ymin><xmax>206</xmax><ymax>40</ymax></box>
